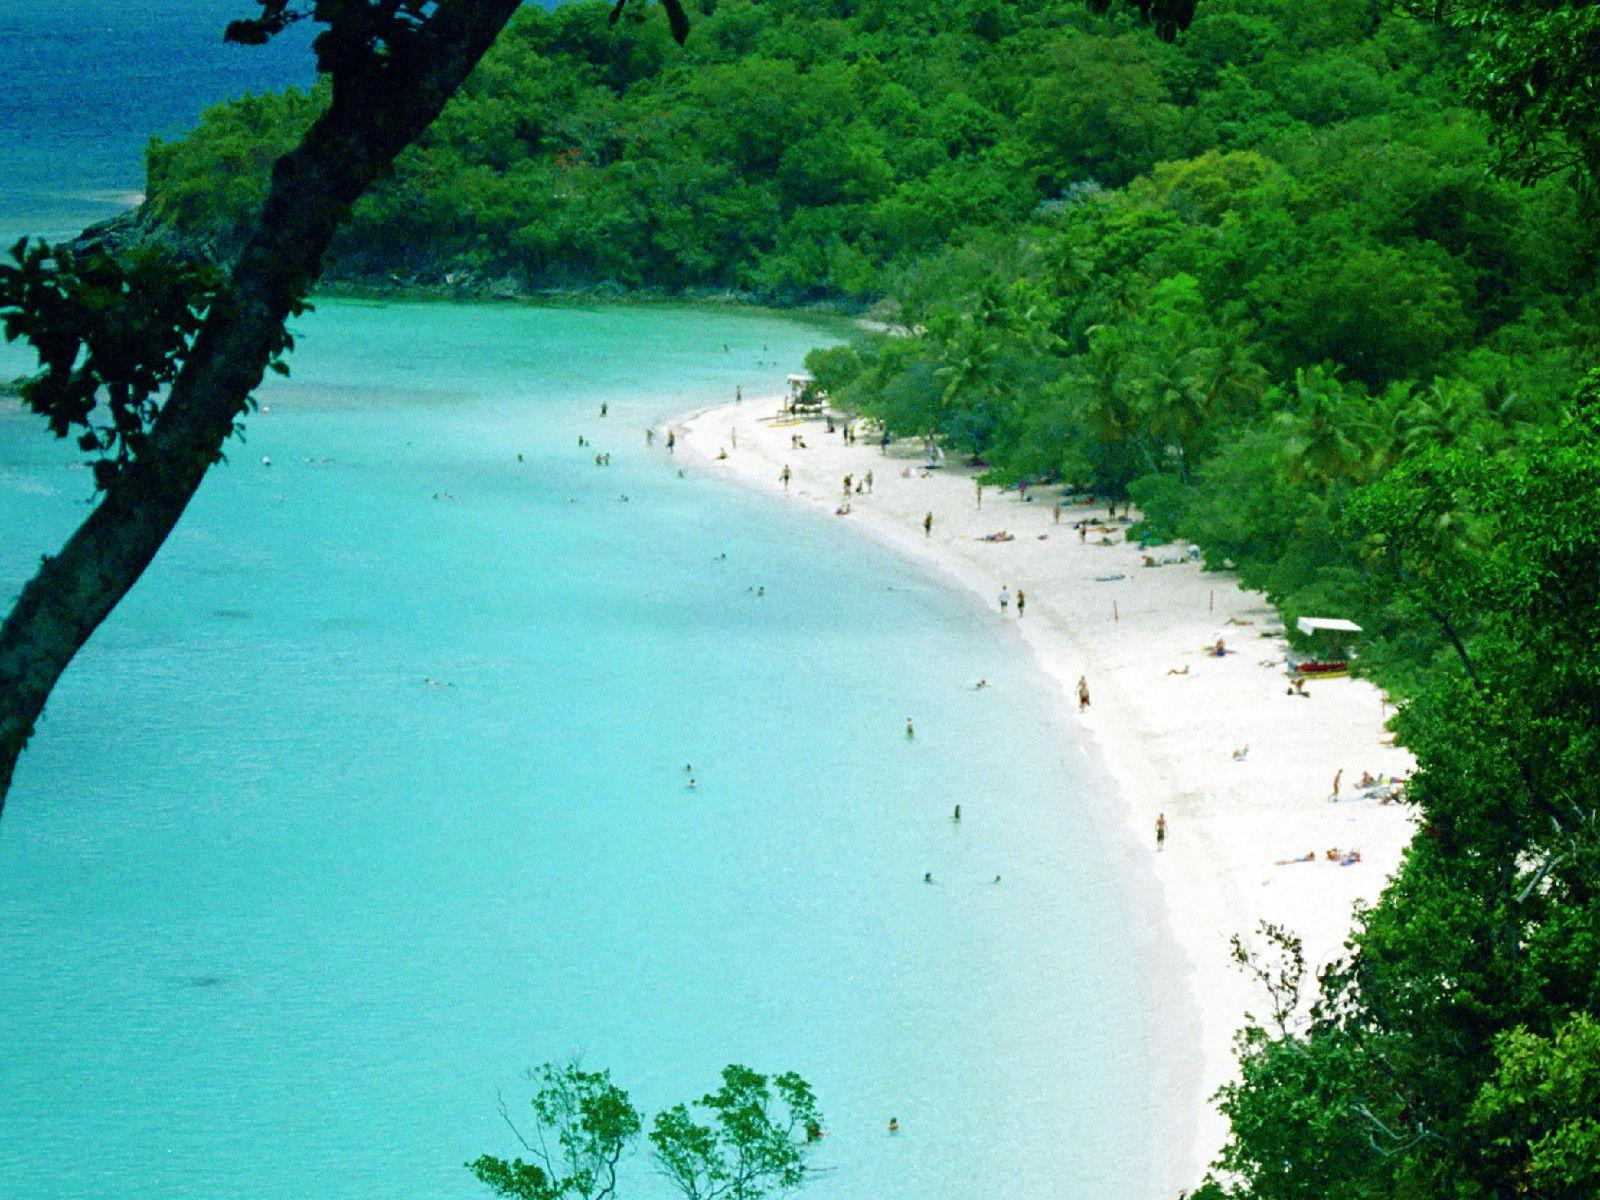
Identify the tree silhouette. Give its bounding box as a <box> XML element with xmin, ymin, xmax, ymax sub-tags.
<box><xmin>0</xmin><ymin>1</ymin><xmax>688</xmax><ymax>809</ymax></box>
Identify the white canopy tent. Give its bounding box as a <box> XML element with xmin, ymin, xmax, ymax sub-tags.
<box><xmin>1297</xmin><ymin>617</ymin><xmax>1363</xmax><ymax>637</ymax></box>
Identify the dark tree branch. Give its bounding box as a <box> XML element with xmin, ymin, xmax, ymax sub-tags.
<box><xmin>0</xmin><ymin>0</ymin><xmax>523</xmax><ymax>809</ymax></box>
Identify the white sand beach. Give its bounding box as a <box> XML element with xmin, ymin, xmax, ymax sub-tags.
<box><xmin>674</xmin><ymin>398</ymin><xmax>1417</xmax><ymax>1189</ymax></box>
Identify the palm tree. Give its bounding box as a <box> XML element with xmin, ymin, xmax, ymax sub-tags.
<box><xmin>1275</xmin><ymin>365</ymin><xmax>1374</xmax><ymax>491</ymax></box>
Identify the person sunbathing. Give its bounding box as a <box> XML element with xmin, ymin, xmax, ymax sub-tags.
<box><xmin>835</xmin><ymin>503</ymin><xmax>852</xmax><ymax>516</ymax></box>
<box><xmin>1167</xmin><ymin>665</ymin><xmax>1190</xmax><ymax>676</ymax></box>
<box><xmin>1232</xmin><ymin>746</ymin><xmax>1249</xmax><ymax>760</ymax></box>
<box><xmin>1358</xmin><ymin>771</ymin><xmax>1378</xmax><ymax>788</ymax></box>
<box><xmin>1275</xmin><ymin>852</ymin><xmax>1314</xmax><ymax>865</ymax></box>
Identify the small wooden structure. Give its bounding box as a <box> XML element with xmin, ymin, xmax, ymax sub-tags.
<box><xmin>785</xmin><ymin>373</ymin><xmax>824</xmax><ymax>414</ymax></box>
<box><xmin>1289</xmin><ymin>616</ymin><xmax>1362</xmax><ymax>679</ymax></box>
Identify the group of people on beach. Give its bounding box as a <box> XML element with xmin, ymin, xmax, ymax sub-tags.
<box><xmin>1276</xmin><ymin>847</ymin><xmax>1362</xmax><ymax>866</ymax></box>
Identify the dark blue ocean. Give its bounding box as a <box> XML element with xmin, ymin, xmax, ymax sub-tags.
<box><xmin>0</xmin><ymin>1</ymin><xmax>312</xmax><ymax>241</ymax></box>
<box><xmin>0</xmin><ymin>0</ymin><xmax>565</xmax><ymax>242</ymax></box>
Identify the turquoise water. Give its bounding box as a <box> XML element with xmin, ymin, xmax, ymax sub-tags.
<box><xmin>0</xmin><ymin>300</ymin><xmax>1167</xmax><ymax>1198</ymax></box>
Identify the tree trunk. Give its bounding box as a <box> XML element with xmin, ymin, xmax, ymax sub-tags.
<box><xmin>0</xmin><ymin>0</ymin><xmax>522</xmax><ymax>811</ymax></box>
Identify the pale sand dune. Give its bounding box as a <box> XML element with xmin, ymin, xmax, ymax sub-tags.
<box><xmin>675</xmin><ymin>399</ymin><xmax>1416</xmax><ymax>1188</ymax></box>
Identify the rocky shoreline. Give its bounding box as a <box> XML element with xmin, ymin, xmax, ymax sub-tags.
<box><xmin>65</xmin><ymin>205</ymin><xmax>876</xmax><ymax>316</ymax></box>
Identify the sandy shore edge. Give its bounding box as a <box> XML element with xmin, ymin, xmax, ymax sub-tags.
<box><xmin>671</xmin><ymin>398</ymin><xmax>1416</xmax><ymax>1194</ymax></box>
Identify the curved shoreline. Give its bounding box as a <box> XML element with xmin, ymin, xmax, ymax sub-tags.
<box><xmin>673</xmin><ymin>398</ymin><xmax>1417</xmax><ymax>1192</ymax></box>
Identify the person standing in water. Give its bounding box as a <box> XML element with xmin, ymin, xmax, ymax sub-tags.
<box><xmin>1077</xmin><ymin>676</ymin><xmax>1091</xmax><ymax>710</ymax></box>
<box><xmin>1155</xmin><ymin>813</ymin><xmax>1168</xmax><ymax>849</ymax></box>
<box><xmin>1016</xmin><ymin>589</ymin><xmax>1026</xmax><ymax>618</ymax></box>
<box><xmin>952</xmin><ymin>804</ymin><xmax>961</xmax><ymax>821</ymax></box>
<box><xmin>646</xmin><ymin>428</ymin><xmax>655</xmax><ymax>446</ymax></box>
<box><xmin>905</xmin><ymin>716</ymin><xmax>915</xmax><ymax>739</ymax></box>
<box><xmin>924</xmin><ymin>511</ymin><xmax>933</xmax><ymax>538</ymax></box>
<box><xmin>600</xmin><ymin>402</ymin><xmax>608</xmax><ymax>417</ymax></box>
<box><xmin>667</xmin><ymin>430</ymin><xmax>676</xmax><ymax>452</ymax></box>
<box><xmin>735</xmin><ymin>384</ymin><xmax>742</xmax><ymax>403</ymax></box>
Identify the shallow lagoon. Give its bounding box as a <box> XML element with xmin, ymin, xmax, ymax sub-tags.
<box><xmin>0</xmin><ymin>300</ymin><xmax>1166</xmax><ymax>1198</ymax></box>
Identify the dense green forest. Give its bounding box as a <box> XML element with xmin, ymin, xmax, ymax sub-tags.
<box><xmin>145</xmin><ymin>2</ymin><xmax>1600</xmax><ymax>1198</ymax></box>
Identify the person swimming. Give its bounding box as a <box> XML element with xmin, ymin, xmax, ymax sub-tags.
<box><xmin>888</xmin><ymin>1117</ymin><xmax>900</xmax><ymax>1134</ymax></box>
<box><xmin>923</xmin><ymin>872</ymin><xmax>932</xmax><ymax>884</ymax></box>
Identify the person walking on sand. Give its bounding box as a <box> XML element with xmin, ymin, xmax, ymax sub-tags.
<box><xmin>667</xmin><ymin>430</ymin><xmax>676</xmax><ymax>452</ymax></box>
<box><xmin>975</xmin><ymin>481</ymin><xmax>983</xmax><ymax>509</ymax></box>
<box><xmin>924</xmin><ymin>511</ymin><xmax>933</xmax><ymax>538</ymax></box>
<box><xmin>843</xmin><ymin>474</ymin><xmax>853</xmax><ymax>497</ymax></box>
<box><xmin>1077</xmin><ymin>676</ymin><xmax>1090</xmax><ymax>711</ymax></box>
<box><xmin>1156</xmin><ymin>813</ymin><xmax>1167</xmax><ymax>849</ymax></box>
<box><xmin>781</xmin><ymin>465</ymin><xmax>792</xmax><ymax>490</ymax></box>
<box><xmin>1078</xmin><ymin>521</ymin><xmax>1087</xmax><ymax>543</ymax></box>
<box><xmin>999</xmin><ymin>586</ymin><xmax>1010</xmax><ymax>613</ymax></box>
<box><xmin>1016</xmin><ymin>589</ymin><xmax>1026</xmax><ymax>618</ymax></box>
<box><xmin>865</xmin><ymin>470</ymin><xmax>874</xmax><ymax>493</ymax></box>
<box><xmin>1331</xmin><ymin>769</ymin><xmax>1343</xmax><ymax>800</ymax></box>
<box><xmin>1054</xmin><ymin>499</ymin><xmax>1062</xmax><ymax>524</ymax></box>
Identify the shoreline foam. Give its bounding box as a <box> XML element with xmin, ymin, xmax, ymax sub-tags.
<box><xmin>673</xmin><ymin>398</ymin><xmax>1417</xmax><ymax>1192</ymax></box>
